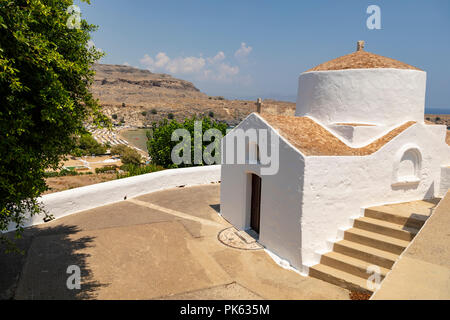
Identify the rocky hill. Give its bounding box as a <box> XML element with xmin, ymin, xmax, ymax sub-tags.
<box><xmin>91</xmin><ymin>64</ymin><xmax>296</xmax><ymax>127</ymax></box>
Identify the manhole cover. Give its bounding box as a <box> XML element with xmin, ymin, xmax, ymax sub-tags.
<box><xmin>217</xmin><ymin>227</ymin><xmax>263</xmax><ymax>250</ymax></box>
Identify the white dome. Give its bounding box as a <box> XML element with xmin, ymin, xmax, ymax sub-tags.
<box><xmin>296</xmin><ymin>45</ymin><xmax>426</xmax><ymax>126</ymax></box>
<box><xmin>295</xmin><ymin>68</ymin><xmax>426</xmax><ymax>126</ymax></box>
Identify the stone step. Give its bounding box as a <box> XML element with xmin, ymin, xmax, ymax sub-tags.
<box><xmin>333</xmin><ymin>240</ymin><xmax>399</xmax><ymax>269</ymax></box>
<box><xmin>344</xmin><ymin>228</ymin><xmax>410</xmax><ymax>254</ymax></box>
<box><xmin>308</xmin><ymin>199</ymin><xmax>438</xmax><ymax>294</ymax></box>
<box><xmin>353</xmin><ymin>216</ymin><xmax>419</xmax><ymax>241</ymax></box>
<box><xmin>364</xmin><ymin>208</ymin><xmax>428</xmax><ymax>229</ymax></box>
<box><xmin>320</xmin><ymin>251</ymin><xmax>390</xmax><ymax>280</ymax></box>
<box><xmin>309</xmin><ymin>264</ymin><xmax>374</xmax><ymax>294</ymax></box>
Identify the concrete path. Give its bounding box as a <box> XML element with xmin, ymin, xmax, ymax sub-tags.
<box><xmin>0</xmin><ymin>184</ymin><xmax>349</xmax><ymax>300</ymax></box>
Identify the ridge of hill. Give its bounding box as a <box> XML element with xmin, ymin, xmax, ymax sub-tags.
<box><xmin>91</xmin><ymin>64</ymin><xmax>296</xmax><ymax>127</ymax></box>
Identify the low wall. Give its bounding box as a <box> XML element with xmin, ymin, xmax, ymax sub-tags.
<box><xmin>6</xmin><ymin>165</ymin><xmax>221</xmax><ymax>232</ymax></box>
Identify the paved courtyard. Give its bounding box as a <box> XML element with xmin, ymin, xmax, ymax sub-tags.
<box><xmin>0</xmin><ymin>184</ymin><xmax>349</xmax><ymax>300</ymax></box>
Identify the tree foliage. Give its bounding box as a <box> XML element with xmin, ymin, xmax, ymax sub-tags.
<box><xmin>0</xmin><ymin>0</ymin><xmax>107</xmax><ymax>250</ymax></box>
<box><xmin>72</xmin><ymin>133</ymin><xmax>107</xmax><ymax>156</ymax></box>
<box><xmin>110</xmin><ymin>144</ymin><xmax>142</xmax><ymax>165</ymax></box>
<box><xmin>147</xmin><ymin>116</ymin><xmax>227</xmax><ymax>168</ymax></box>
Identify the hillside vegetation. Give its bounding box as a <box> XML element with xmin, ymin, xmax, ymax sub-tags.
<box><xmin>91</xmin><ymin>64</ymin><xmax>296</xmax><ymax>127</ymax></box>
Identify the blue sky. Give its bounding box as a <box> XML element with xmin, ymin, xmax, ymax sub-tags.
<box><xmin>77</xmin><ymin>0</ymin><xmax>450</xmax><ymax>109</ymax></box>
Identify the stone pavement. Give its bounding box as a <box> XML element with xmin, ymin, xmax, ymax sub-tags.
<box><xmin>0</xmin><ymin>184</ymin><xmax>349</xmax><ymax>300</ymax></box>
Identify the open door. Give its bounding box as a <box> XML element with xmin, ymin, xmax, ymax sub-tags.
<box><xmin>250</xmin><ymin>174</ymin><xmax>262</xmax><ymax>234</ymax></box>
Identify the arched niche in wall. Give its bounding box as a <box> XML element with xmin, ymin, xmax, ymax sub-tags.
<box><xmin>392</xmin><ymin>144</ymin><xmax>422</xmax><ymax>187</ymax></box>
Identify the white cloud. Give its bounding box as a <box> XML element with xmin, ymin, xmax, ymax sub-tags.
<box><xmin>234</xmin><ymin>42</ymin><xmax>252</xmax><ymax>61</ymax></box>
<box><xmin>213</xmin><ymin>63</ymin><xmax>240</xmax><ymax>82</ymax></box>
<box><xmin>166</xmin><ymin>56</ymin><xmax>206</xmax><ymax>74</ymax></box>
<box><xmin>207</xmin><ymin>51</ymin><xmax>226</xmax><ymax>64</ymax></box>
<box><xmin>140</xmin><ymin>52</ymin><xmax>205</xmax><ymax>74</ymax></box>
<box><xmin>140</xmin><ymin>54</ymin><xmax>154</xmax><ymax>69</ymax></box>
<box><xmin>140</xmin><ymin>50</ymin><xmax>244</xmax><ymax>83</ymax></box>
<box><xmin>154</xmin><ymin>52</ymin><xmax>170</xmax><ymax>68</ymax></box>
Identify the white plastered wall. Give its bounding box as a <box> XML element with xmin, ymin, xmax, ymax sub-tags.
<box><xmin>300</xmin><ymin>123</ymin><xmax>450</xmax><ymax>267</ymax></box>
<box><xmin>5</xmin><ymin>165</ymin><xmax>221</xmax><ymax>232</ymax></box>
<box><xmin>296</xmin><ymin>69</ymin><xmax>426</xmax><ymax>126</ymax></box>
<box><xmin>220</xmin><ymin>113</ymin><xmax>306</xmax><ymax>269</ymax></box>
<box><xmin>327</xmin><ymin>124</ymin><xmax>392</xmax><ymax>147</ymax></box>
<box><xmin>439</xmin><ymin>167</ymin><xmax>450</xmax><ymax>197</ymax></box>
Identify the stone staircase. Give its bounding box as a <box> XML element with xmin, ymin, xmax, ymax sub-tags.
<box><xmin>309</xmin><ymin>198</ymin><xmax>440</xmax><ymax>294</ymax></box>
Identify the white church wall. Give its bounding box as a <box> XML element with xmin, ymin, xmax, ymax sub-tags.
<box><xmin>328</xmin><ymin>124</ymin><xmax>392</xmax><ymax>147</ymax></box>
<box><xmin>439</xmin><ymin>167</ymin><xmax>450</xmax><ymax>197</ymax></box>
<box><xmin>220</xmin><ymin>113</ymin><xmax>306</xmax><ymax>269</ymax></box>
<box><xmin>300</xmin><ymin>123</ymin><xmax>448</xmax><ymax>267</ymax></box>
<box><xmin>296</xmin><ymin>69</ymin><xmax>426</xmax><ymax>126</ymax></box>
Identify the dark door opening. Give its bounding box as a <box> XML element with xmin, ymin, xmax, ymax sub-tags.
<box><xmin>250</xmin><ymin>174</ymin><xmax>262</xmax><ymax>234</ymax></box>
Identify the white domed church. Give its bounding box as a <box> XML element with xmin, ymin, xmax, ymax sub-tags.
<box><xmin>220</xmin><ymin>41</ymin><xmax>450</xmax><ymax>292</ymax></box>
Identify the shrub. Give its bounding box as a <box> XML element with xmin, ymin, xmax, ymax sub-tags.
<box><xmin>110</xmin><ymin>144</ymin><xmax>129</xmax><ymax>156</ymax></box>
<box><xmin>116</xmin><ymin>164</ymin><xmax>164</xmax><ymax>179</ymax></box>
<box><xmin>44</xmin><ymin>170</ymin><xmax>93</xmax><ymax>178</ymax></box>
<box><xmin>59</xmin><ymin>169</ymin><xmax>78</xmax><ymax>176</ymax></box>
<box><xmin>110</xmin><ymin>144</ymin><xmax>142</xmax><ymax>165</ymax></box>
<box><xmin>151</xmin><ymin>109</ymin><xmax>157</xmax><ymax>115</ymax></box>
<box><xmin>95</xmin><ymin>165</ymin><xmax>118</xmax><ymax>174</ymax></box>
<box><xmin>121</xmin><ymin>148</ymin><xmax>142</xmax><ymax>165</ymax></box>
<box><xmin>141</xmin><ymin>111</ymin><xmax>147</xmax><ymax>116</ymax></box>
<box><xmin>43</xmin><ymin>171</ymin><xmax>59</xmax><ymax>178</ymax></box>
<box><xmin>74</xmin><ymin>134</ymin><xmax>107</xmax><ymax>156</ymax></box>
<box><xmin>147</xmin><ymin>116</ymin><xmax>227</xmax><ymax>168</ymax></box>
<box><xmin>71</xmin><ymin>148</ymin><xmax>84</xmax><ymax>158</ymax></box>
<box><xmin>208</xmin><ymin>111</ymin><xmax>214</xmax><ymax>118</ymax></box>
<box><xmin>168</xmin><ymin>113</ymin><xmax>174</xmax><ymax>120</ymax></box>
<box><xmin>112</xmin><ymin>114</ymin><xmax>118</xmax><ymax>120</ymax></box>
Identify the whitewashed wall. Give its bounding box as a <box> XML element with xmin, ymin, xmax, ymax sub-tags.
<box><xmin>220</xmin><ymin>113</ymin><xmax>306</xmax><ymax>269</ymax></box>
<box><xmin>296</xmin><ymin>69</ymin><xmax>426</xmax><ymax>126</ymax></box>
<box><xmin>439</xmin><ymin>166</ymin><xmax>450</xmax><ymax>197</ymax></box>
<box><xmin>328</xmin><ymin>124</ymin><xmax>392</xmax><ymax>148</ymax></box>
<box><xmin>221</xmin><ymin>115</ymin><xmax>449</xmax><ymax>271</ymax></box>
<box><xmin>6</xmin><ymin>165</ymin><xmax>221</xmax><ymax>232</ymax></box>
<box><xmin>300</xmin><ymin>123</ymin><xmax>450</xmax><ymax>266</ymax></box>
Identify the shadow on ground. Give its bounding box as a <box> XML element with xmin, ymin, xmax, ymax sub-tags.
<box><xmin>209</xmin><ymin>204</ymin><xmax>220</xmax><ymax>214</ymax></box>
<box><xmin>404</xmin><ymin>198</ymin><xmax>440</xmax><ymax>230</ymax></box>
<box><xmin>0</xmin><ymin>224</ymin><xmax>108</xmax><ymax>300</ymax></box>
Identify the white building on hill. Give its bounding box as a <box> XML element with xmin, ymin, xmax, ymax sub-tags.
<box><xmin>220</xmin><ymin>41</ymin><xmax>450</xmax><ymax>273</ymax></box>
